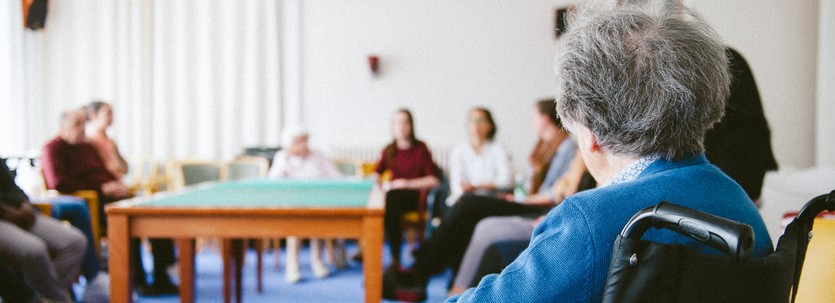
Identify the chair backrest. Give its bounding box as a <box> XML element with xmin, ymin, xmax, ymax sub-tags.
<box><xmin>603</xmin><ymin>191</ymin><xmax>835</xmax><ymax>303</ymax></box>
<box><xmin>795</xmin><ymin>217</ymin><xmax>835</xmax><ymax>302</ymax></box>
<box><xmin>331</xmin><ymin>159</ymin><xmax>360</xmax><ymax>177</ymax></box>
<box><xmin>169</xmin><ymin>160</ymin><xmax>223</xmax><ymax>189</ymax></box>
<box><xmin>127</xmin><ymin>157</ymin><xmax>163</xmax><ymax>195</ymax></box>
<box><xmin>224</xmin><ymin>156</ymin><xmax>269</xmax><ymax>181</ymax></box>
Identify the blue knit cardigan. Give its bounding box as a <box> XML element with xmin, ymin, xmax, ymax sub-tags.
<box><xmin>448</xmin><ymin>154</ymin><xmax>773</xmax><ymax>302</ymax></box>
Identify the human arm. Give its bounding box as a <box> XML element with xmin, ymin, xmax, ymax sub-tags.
<box><xmin>490</xmin><ymin>144</ymin><xmax>513</xmax><ymax>190</ymax></box>
<box><xmin>532</xmin><ymin>140</ymin><xmax>578</xmax><ymax>202</ymax></box>
<box><xmin>267</xmin><ymin>151</ymin><xmax>288</xmax><ymax>178</ymax></box>
<box><xmin>0</xmin><ymin>202</ymin><xmax>36</xmax><ymax>229</ymax></box>
<box><xmin>312</xmin><ymin>151</ymin><xmax>342</xmax><ymax>178</ymax></box>
<box><xmin>389</xmin><ymin>175</ymin><xmax>440</xmax><ymax>190</ymax></box>
<box><xmin>101</xmin><ymin>180</ymin><xmax>131</xmax><ymax>199</ymax></box>
<box><xmin>107</xmin><ymin>142</ymin><xmax>129</xmax><ymax>178</ymax></box>
<box><xmin>552</xmin><ymin>151</ymin><xmax>587</xmax><ymax>202</ymax></box>
<box><xmin>448</xmin><ymin>146</ymin><xmax>465</xmax><ymax>196</ymax></box>
<box><xmin>389</xmin><ymin>143</ymin><xmax>440</xmax><ymax>190</ymax></box>
<box><xmin>446</xmin><ymin>204</ymin><xmax>595</xmax><ymax>302</ymax></box>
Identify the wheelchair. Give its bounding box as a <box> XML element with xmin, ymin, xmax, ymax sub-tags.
<box><xmin>603</xmin><ymin>190</ymin><xmax>835</xmax><ymax>303</ymax></box>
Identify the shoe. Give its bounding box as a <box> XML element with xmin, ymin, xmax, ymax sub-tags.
<box><xmin>312</xmin><ymin>260</ymin><xmax>330</xmax><ymax>279</ymax></box>
<box><xmin>351</xmin><ymin>252</ymin><xmax>363</xmax><ymax>263</ymax></box>
<box><xmin>135</xmin><ymin>280</ymin><xmax>179</xmax><ymax>297</ymax></box>
<box><xmin>83</xmin><ymin>272</ymin><xmax>111</xmax><ymax>303</ymax></box>
<box><xmin>383</xmin><ymin>267</ymin><xmax>428</xmax><ymax>302</ymax></box>
<box><xmin>285</xmin><ymin>263</ymin><xmax>302</xmax><ymax>284</ymax></box>
<box><xmin>382</xmin><ymin>268</ymin><xmax>428</xmax><ymax>302</ymax></box>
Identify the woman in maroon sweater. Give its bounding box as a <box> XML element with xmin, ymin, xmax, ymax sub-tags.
<box><xmin>375</xmin><ymin>109</ymin><xmax>440</xmax><ymax>268</ymax></box>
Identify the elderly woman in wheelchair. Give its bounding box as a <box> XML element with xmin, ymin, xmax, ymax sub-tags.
<box><xmin>446</xmin><ymin>1</ymin><xmax>775</xmax><ymax>302</ymax></box>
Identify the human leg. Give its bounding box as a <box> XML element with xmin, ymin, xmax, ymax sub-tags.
<box><xmin>410</xmin><ymin>195</ymin><xmax>548</xmax><ymax>276</ymax></box>
<box><xmin>383</xmin><ymin>189</ymin><xmax>420</xmax><ymax>267</ymax></box>
<box><xmin>133</xmin><ymin>238</ymin><xmax>178</xmax><ymax>296</ymax></box>
<box><xmin>285</xmin><ymin>236</ymin><xmax>301</xmax><ymax>283</ymax></box>
<box><xmin>49</xmin><ymin>196</ymin><xmax>100</xmax><ymax>280</ymax></box>
<box><xmin>0</xmin><ymin>215</ymin><xmax>85</xmax><ymax>301</ymax></box>
<box><xmin>383</xmin><ymin>196</ymin><xmax>548</xmax><ymax>301</ymax></box>
<box><xmin>310</xmin><ymin>238</ymin><xmax>330</xmax><ymax>278</ymax></box>
<box><xmin>451</xmin><ymin>216</ymin><xmax>536</xmax><ymax>292</ymax></box>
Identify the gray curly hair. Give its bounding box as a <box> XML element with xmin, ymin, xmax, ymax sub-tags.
<box><xmin>555</xmin><ymin>1</ymin><xmax>730</xmax><ymax>160</ymax></box>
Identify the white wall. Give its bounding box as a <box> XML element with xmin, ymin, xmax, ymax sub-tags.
<box><xmin>818</xmin><ymin>0</ymin><xmax>835</xmax><ymax>167</ymax></box>
<box><xmin>4</xmin><ymin>0</ymin><xmax>827</xmax><ymax>172</ymax></box>
<box><xmin>692</xmin><ymin>1</ymin><xmax>821</xmax><ymax>169</ymax></box>
<box><xmin>300</xmin><ymin>0</ymin><xmax>571</xmax><ymax>171</ymax></box>
<box><xmin>298</xmin><ymin>0</ymin><xmax>823</xmax><ymax>172</ymax></box>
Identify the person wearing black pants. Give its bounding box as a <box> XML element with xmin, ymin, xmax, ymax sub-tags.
<box><xmin>131</xmin><ymin>238</ymin><xmax>178</xmax><ymax>296</ymax></box>
<box><xmin>384</xmin><ymin>189</ymin><xmax>422</xmax><ymax>267</ymax></box>
<box><xmin>410</xmin><ymin>195</ymin><xmax>551</xmax><ymax>278</ymax></box>
<box><xmin>384</xmin><ymin>99</ymin><xmax>577</xmax><ymax>301</ymax></box>
<box><xmin>375</xmin><ymin>109</ymin><xmax>440</xmax><ymax>268</ymax></box>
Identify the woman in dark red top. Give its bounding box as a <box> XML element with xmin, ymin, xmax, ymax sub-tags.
<box><xmin>375</xmin><ymin>109</ymin><xmax>440</xmax><ymax>268</ymax></box>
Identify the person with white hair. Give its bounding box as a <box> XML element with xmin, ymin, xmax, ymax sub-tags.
<box><xmin>446</xmin><ymin>1</ymin><xmax>773</xmax><ymax>302</ymax></box>
<box><xmin>268</xmin><ymin>126</ymin><xmax>343</xmax><ymax>283</ymax></box>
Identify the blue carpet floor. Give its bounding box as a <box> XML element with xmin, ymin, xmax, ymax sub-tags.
<box><xmin>78</xmin><ymin>241</ymin><xmax>451</xmax><ymax>302</ymax></box>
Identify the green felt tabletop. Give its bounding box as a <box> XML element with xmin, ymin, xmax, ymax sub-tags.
<box><xmin>141</xmin><ymin>178</ymin><xmax>375</xmax><ymax>208</ymax></box>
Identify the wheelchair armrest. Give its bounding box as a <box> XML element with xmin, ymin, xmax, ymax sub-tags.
<box><xmin>621</xmin><ymin>201</ymin><xmax>754</xmax><ymax>262</ymax></box>
<box><xmin>795</xmin><ymin>190</ymin><xmax>835</xmax><ymax>226</ymax></box>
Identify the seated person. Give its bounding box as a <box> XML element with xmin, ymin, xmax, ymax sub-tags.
<box><xmin>1</xmin><ymin>158</ymin><xmax>87</xmax><ymax>302</ymax></box>
<box><xmin>268</xmin><ymin>126</ymin><xmax>344</xmax><ymax>283</ymax></box>
<box><xmin>447</xmin><ymin>2</ymin><xmax>772</xmax><ymax>302</ymax></box>
<box><xmin>86</xmin><ymin>101</ymin><xmax>129</xmax><ymax>180</ymax></box>
<box><xmin>41</xmin><ymin>109</ymin><xmax>176</xmax><ymax>296</ymax></box>
<box><xmin>704</xmin><ymin>48</ymin><xmax>778</xmax><ymax>206</ymax></box>
<box><xmin>47</xmin><ymin>195</ymin><xmax>110</xmax><ymax>301</ymax></box>
<box><xmin>375</xmin><ymin>109</ymin><xmax>441</xmax><ymax>268</ymax></box>
<box><xmin>446</xmin><ymin>107</ymin><xmax>512</xmax><ymax>206</ymax></box>
<box><xmin>41</xmin><ymin>108</ymin><xmax>131</xmax><ymax>213</ymax></box>
<box><xmin>447</xmin><ymin>153</ymin><xmax>595</xmax><ymax>296</ymax></box>
<box><xmin>384</xmin><ymin>100</ymin><xmax>577</xmax><ymax>301</ymax></box>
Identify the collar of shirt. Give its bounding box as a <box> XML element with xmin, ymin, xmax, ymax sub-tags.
<box><xmin>602</xmin><ymin>155</ymin><xmax>660</xmax><ymax>187</ymax></box>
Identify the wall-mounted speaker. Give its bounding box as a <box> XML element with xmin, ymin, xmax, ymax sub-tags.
<box><xmin>555</xmin><ymin>6</ymin><xmax>571</xmax><ymax>39</ymax></box>
<box><xmin>22</xmin><ymin>0</ymin><xmax>48</xmax><ymax>30</ymax></box>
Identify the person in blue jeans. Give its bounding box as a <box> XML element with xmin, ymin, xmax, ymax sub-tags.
<box><xmin>48</xmin><ymin>197</ymin><xmax>100</xmax><ymax>279</ymax></box>
<box><xmin>48</xmin><ymin>196</ymin><xmax>110</xmax><ymax>302</ymax></box>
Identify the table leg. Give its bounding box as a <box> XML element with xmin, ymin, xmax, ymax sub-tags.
<box><xmin>108</xmin><ymin>214</ymin><xmax>131</xmax><ymax>303</ymax></box>
<box><xmin>362</xmin><ymin>216</ymin><xmax>384</xmax><ymax>303</ymax></box>
<box><xmin>177</xmin><ymin>239</ymin><xmax>195</xmax><ymax>303</ymax></box>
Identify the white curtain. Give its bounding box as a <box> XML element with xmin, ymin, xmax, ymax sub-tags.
<box><xmin>2</xmin><ymin>0</ymin><xmax>286</xmax><ymax>161</ymax></box>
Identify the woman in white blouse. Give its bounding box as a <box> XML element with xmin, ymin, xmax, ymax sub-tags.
<box><xmin>268</xmin><ymin>126</ymin><xmax>343</xmax><ymax>283</ymax></box>
<box><xmin>446</xmin><ymin>107</ymin><xmax>513</xmax><ymax>206</ymax></box>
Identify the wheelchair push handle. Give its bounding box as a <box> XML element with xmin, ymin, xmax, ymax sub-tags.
<box><xmin>795</xmin><ymin>190</ymin><xmax>835</xmax><ymax>226</ymax></box>
<box><xmin>621</xmin><ymin>201</ymin><xmax>754</xmax><ymax>262</ymax></box>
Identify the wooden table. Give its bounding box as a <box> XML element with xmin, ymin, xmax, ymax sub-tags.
<box><xmin>106</xmin><ymin>179</ymin><xmax>385</xmax><ymax>303</ymax></box>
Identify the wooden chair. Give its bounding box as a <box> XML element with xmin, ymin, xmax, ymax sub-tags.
<box><xmin>168</xmin><ymin>160</ymin><xmax>224</xmax><ymax>190</ymax></box>
<box><xmin>37</xmin><ymin>165</ymin><xmax>103</xmax><ymax>255</ymax></box>
<box><xmin>31</xmin><ymin>202</ymin><xmax>52</xmax><ymax>217</ymax></box>
<box><xmin>167</xmin><ymin>159</ymin><xmax>224</xmax><ymax>290</ymax></box>
<box><xmin>127</xmin><ymin>157</ymin><xmax>164</xmax><ymax>196</ymax></box>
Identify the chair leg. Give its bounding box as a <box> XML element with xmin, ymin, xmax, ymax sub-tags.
<box><xmin>255</xmin><ymin>239</ymin><xmax>264</xmax><ymax>294</ymax></box>
<box><xmin>280</xmin><ymin>238</ymin><xmax>281</xmax><ymax>270</ymax></box>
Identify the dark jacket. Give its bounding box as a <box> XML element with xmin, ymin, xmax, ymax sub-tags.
<box><xmin>704</xmin><ymin>48</ymin><xmax>778</xmax><ymax>200</ymax></box>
